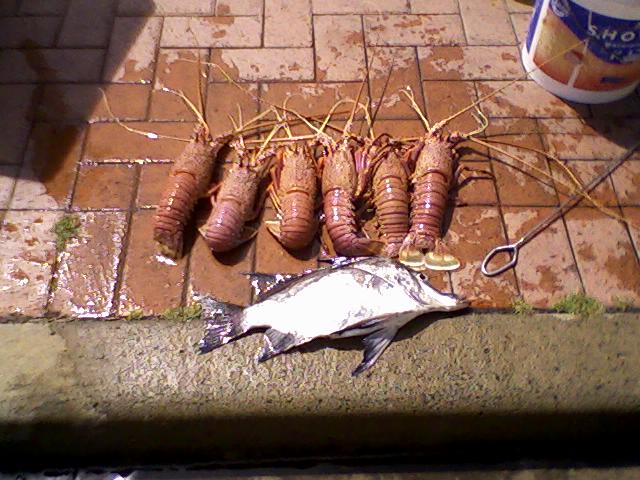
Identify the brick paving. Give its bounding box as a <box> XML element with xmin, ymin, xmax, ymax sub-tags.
<box><xmin>0</xmin><ymin>0</ymin><xmax>638</xmax><ymax>318</ymax></box>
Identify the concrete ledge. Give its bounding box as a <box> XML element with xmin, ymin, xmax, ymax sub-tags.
<box><xmin>1</xmin><ymin>313</ymin><xmax>639</xmax><ymax>468</ymax></box>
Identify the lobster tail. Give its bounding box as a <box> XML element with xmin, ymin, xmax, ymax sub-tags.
<box><xmin>324</xmin><ymin>189</ymin><xmax>382</xmax><ymax>256</ymax></box>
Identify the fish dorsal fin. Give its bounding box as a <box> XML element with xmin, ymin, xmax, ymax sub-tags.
<box><xmin>243</xmin><ymin>271</ymin><xmax>312</xmax><ymax>302</ymax></box>
<box><xmin>351</xmin><ymin>312</ymin><xmax>416</xmax><ymax>376</ymax></box>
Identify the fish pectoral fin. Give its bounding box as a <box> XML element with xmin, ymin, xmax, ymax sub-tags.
<box><xmin>257</xmin><ymin>328</ymin><xmax>300</xmax><ymax>363</ymax></box>
<box><xmin>352</xmin><ymin>326</ymin><xmax>399</xmax><ymax>377</ymax></box>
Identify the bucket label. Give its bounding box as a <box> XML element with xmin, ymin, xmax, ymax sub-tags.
<box><xmin>525</xmin><ymin>0</ymin><xmax>640</xmax><ymax>92</ymax></box>
<box><xmin>528</xmin><ymin>0</ymin><xmax>640</xmax><ymax>65</ymax></box>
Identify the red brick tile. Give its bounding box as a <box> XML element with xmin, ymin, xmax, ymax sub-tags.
<box><xmin>216</xmin><ymin>0</ymin><xmax>262</xmax><ymax>15</ymax></box>
<box><xmin>423</xmin><ymin>80</ymin><xmax>480</xmax><ymax>133</ymax></box>
<box><xmin>476</xmin><ymin>81</ymin><xmax>589</xmax><ymax>118</ymax></box>
<box><xmin>505</xmin><ymin>0</ymin><xmax>533</xmax><ymax>13</ymax></box>
<box><xmin>364</xmin><ymin>14</ymin><xmax>465</xmax><ymax>46</ymax></box>
<box><xmin>255</xmin><ymin>207</ymin><xmax>319</xmax><ymax>274</ymax></box>
<box><xmin>543</xmin><ymin>133</ymin><xmax>629</xmax><ymax>160</ymax></box>
<box><xmin>150</xmin><ymin>48</ymin><xmax>208</xmax><ymax>121</ymax></box>
<box><xmin>459</xmin><ymin>0</ymin><xmax>516</xmax><ymax>45</ymax></box>
<box><xmin>118</xmin><ymin>209</ymin><xmax>188</xmax><ymax>315</ymax></box>
<box><xmin>540</xmin><ymin>118</ymin><xmax>640</xmax><ymax>149</ymax></box>
<box><xmin>419</xmin><ymin>46</ymin><xmax>523</xmax><ymax>80</ymax></box>
<box><xmin>489</xmin><ymin>134</ymin><xmax>558</xmax><ymax>206</ymax></box>
<box><xmin>0</xmin><ymin>165</ymin><xmax>17</xmax><ymax>208</ymax></box>
<box><xmin>161</xmin><ymin>16</ymin><xmax>262</xmax><ymax>47</ymax></box>
<box><xmin>551</xmin><ymin>161</ymin><xmax>619</xmax><ymax>207</ymax></box>
<box><xmin>536</xmin><ymin>118</ymin><xmax>597</xmax><ymax>135</ymax></box>
<box><xmin>410</xmin><ymin>0</ymin><xmax>458</xmax><ymax>14</ymax></box>
<box><xmin>73</xmin><ymin>164</ymin><xmax>137</xmax><ymax>210</ymax></box>
<box><xmin>188</xmin><ymin>235</ymin><xmax>254</xmax><ymax>307</ymax></box>
<box><xmin>510</xmin><ymin>12</ymin><xmax>531</xmax><ymax>44</ymax></box>
<box><xmin>58</xmin><ymin>0</ymin><xmax>113</xmax><ymax>47</ymax></box>
<box><xmin>205</xmin><ymin>82</ymin><xmax>259</xmax><ymax>137</ymax></box>
<box><xmin>484</xmin><ymin>118</ymin><xmax>538</xmax><ymax>136</ymax></box>
<box><xmin>367</xmin><ymin>46</ymin><xmax>424</xmax><ymax>119</ymax></box>
<box><xmin>611</xmin><ymin>161</ymin><xmax>640</xmax><ymax>206</ymax></box>
<box><xmin>447</xmin><ymin>206</ymin><xmax>519</xmax><ymax>308</ymax></box>
<box><xmin>503</xmin><ymin>207</ymin><xmax>581</xmax><ymax>307</ymax></box>
<box><xmin>84</xmin><ymin>122</ymin><xmax>196</xmax><ymax>163</ymax></box>
<box><xmin>19</xmin><ymin>0</ymin><xmax>68</xmax><ymax>15</ymax></box>
<box><xmin>565</xmin><ymin>208</ymin><xmax>640</xmax><ymax>306</ymax></box>
<box><xmin>590</xmin><ymin>94</ymin><xmax>640</xmax><ymax>118</ymax></box>
<box><xmin>0</xmin><ymin>17</ymin><xmax>59</xmax><ymax>47</ymax></box>
<box><xmin>208</xmin><ymin>48</ymin><xmax>314</xmax><ymax>82</ymax></box>
<box><xmin>49</xmin><ymin>212</ymin><xmax>127</xmax><ymax>318</ymax></box>
<box><xmin>103</xmin><ymin>16</ymin><xmax>162</xmax><ymax>83</ymax></box>
<box><xmin>0</xmin><ymin>85</ymin><xmax>36</xmax><ymax>165</ymax></box>
<box><xmin>315</xmin><ymin>15</ymin><xmax>365</xmax><ymax>82</ymax></box>
<box><xmin>119</xmin><ymin>0</ymin><xmax>215</xmax><ymax>15</ymax></box>
<box><xmin>265</xmin><ymin>0</ymin><xmax>312</xmax><ymax>47</ymax></box>
<box><xmin>261</xmin><ymin>81</ymin><xmax>361</xmax><ymax>116</ymax></box>
<box><xmin>0</xmin><ymin>211</ymin><xmax>60</xmax><ymax>317</ymax></box>
<box><xmin>312</xmin><ymin>0</ymin><xmax>408</xmax><ymax>14</ymax></box>
<box><xmin>37</xmin><ymin>84</ymin><xmax>150</xmax><ymax>122</ymax></box>
<box><xmin>455</xmin><ymin>160</ymin><xmax>498</xmax><ymax>205</ymax></box>
<box><xmin>0</xmin><ymin>49</ymin><xmax>103</xmax><ymax>83</ymax></box>
<box><xmin>11</xmin><ymin>124</ymin><xmax>85</xmax><ymax>209</ymax></box>
<box><xmin>373</xmin><ymin>119</ymin><xmax>426</xmax><ymax>138</ymax></box>
<box><xmin>137</xmin><ymin>163</ymin><xmax>172</xmax><ymax>207</ymax></box>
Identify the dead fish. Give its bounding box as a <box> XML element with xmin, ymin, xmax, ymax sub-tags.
<box><xmin>196</xmin><ymin>257</ymin><xmax>468</xmax><ymax>376</ymax></box>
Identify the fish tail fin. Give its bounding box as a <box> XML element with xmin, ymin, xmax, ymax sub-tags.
<box><xmin>257</xmin><ymin>329</ymin><xmax>299</xmax><ymax>362</ymax></box>
<box><xmin>195</xmin><ymin>294</ymin><xmax>244</xmax><ymax>354</ymax></box>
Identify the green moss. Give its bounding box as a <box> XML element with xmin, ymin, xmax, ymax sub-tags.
<box><xmin>52</xmin><ymin>214</ymin><xmax>81</xmax><ymax>251</ymax></box>
<box><xmin>161</xmin><ymin>303</ymin><xmax>202</xmax><ymax>322</ymax></box>
<box><xmin>124</xmin><ymin>309</ymin><xmax>144</xmax><ymax>321</ymax></box>
<box><xmin>612</xmin><ymin>296</ymin><xmax>634</xmax><ymax>312</ymax></box>
<box><xmin>512</xmin><ymin>297</ymin><xmax>533</xmax><ymax>315</ymax></box>
<box><xmin>552</xmin><ymin>292</ymin><xmax>604</xmax><ymax>317</ymax></box>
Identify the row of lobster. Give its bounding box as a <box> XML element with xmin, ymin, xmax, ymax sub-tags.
<box><xmin>152</xmin><ymin>84</ymin><xmax>489</xmax><ymax>272</ymax></box>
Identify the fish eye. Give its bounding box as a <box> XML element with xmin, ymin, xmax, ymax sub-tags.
<box><xmin>418</xmin><ymin>273</ymin><xmax>426</xmax><ymax>280</ymax></box>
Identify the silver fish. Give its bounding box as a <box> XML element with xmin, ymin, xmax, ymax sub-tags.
<box><xmin>196</xmin><ymin>257</ymin><xmax>468</xmax><ymax>376</ymax></box>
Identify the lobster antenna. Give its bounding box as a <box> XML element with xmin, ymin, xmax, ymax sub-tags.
<box><xmin>401</xmin><ymin>86</ymin><xmax>430</xmax><ymax>130</ymax></box>
<box><xmin>100</xmin><ymin>88</ymin><xmax>191</xmax><ymax>142</ymax></box>
<box><xmin>255</xmin><ymin>121</ymin><xmax>282</xmax><ymax>159</ymax></box>
<box><xmin>162</xmin><ymin>87</ymin><xmax>208</xmax><ymax>132</ymax></box>
<box><xmin>344</xmin><ymin>75</ymin><xmax>367</xmax><ymax>136</ymax></box>
<box><xmin>433</xmin><ymin>39</ymin><xmax>587</xmax><ymax>131</ymax></box>
<box><xmin>280</xmin><ymin>96</ymin><xmax>295</xmax><ymax>138</ymax></box>
<box><xmin>469</xmin><ymin>136</ymin><xmax>630</xmax><ymax>225</ymax></box>
<box><xmin>186</xmin><ymin>26</ymin><xmax>207</xmax><ymax>127</ymax></box>
<box><xmin>369</xmin><ymin>54</ymin><xmax>395</xmax><ymax>131</ymax></box>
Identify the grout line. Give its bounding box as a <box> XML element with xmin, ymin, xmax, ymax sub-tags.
<box><xmin>537</xmin><ymin>118</ymin><xmax>587</xmax><ymax>293</ymax></box>
<box><xmin>260</xmin><ymin>0</ymin><xmax>265</xmax><ymax>47</ymax></box>
<box><xmin>456</xmin><ymin>0</ymin><xmax>468</xmax><ymax>45</ymax></box>
<box><xmin>52</xmin><ymin>0</ymin><xmax>72</xmax><ymax>46</ymax></box>
<box><xmin>310</xmin><ymin>9</ymin><xmax>317</xmax><ymax>81</ymax></box>
<box><xmin>609</xmin><ymin>173</ymin><xmax>640</xmax><ymax>264</ymax></box>
<box><xmin>144</xmin><ymin>15</ymin><xmax>167</xmax><ymax>121</ymax></box>
<box><xmin>110</xmin><ymin>163</ymin><xmax>141</xmax><ymax>316</ymax></box>
<box><xmin>474</xmin><ymin>81</ymin><xmax>522</xmax><ymax>297</ymax></box>
<box><xmin>97</xmin><ymin>0</ymin><xmax>118</xmax><ymax>82</ymax></box>
<box><xmin>42</xmin><ymin>126</ymin><xmax>88</xmax><ymax>314</ymax></box>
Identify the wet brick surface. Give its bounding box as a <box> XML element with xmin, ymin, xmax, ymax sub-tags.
<box><xmin>0</xmin><ymin>0</ymin><xmax>638</xmax><ymax>317</ymax></box>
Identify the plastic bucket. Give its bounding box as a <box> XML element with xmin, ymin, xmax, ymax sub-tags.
<box><xmin>522</xmin><ymin>0</ymin><xmax>640</xmax><ymax>104</ymax></box>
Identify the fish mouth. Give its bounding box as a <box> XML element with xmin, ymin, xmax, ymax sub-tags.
<box><xmin>443</xmin><ymin>294</ymin><xmax>470</xmax><ymax>311</ymax></box>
